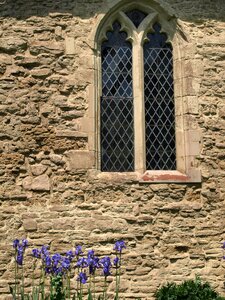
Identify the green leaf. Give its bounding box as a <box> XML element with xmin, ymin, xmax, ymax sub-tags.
<box><xmin>155</xmin><ymin>277</ymin><xmax>225</xmax><ymax>300</ymax></box>
<box><xmin>114</xmin><ymin>290</ymin><xmax>119</xmax><ymax>300</ymax></box>
<box><xmin>77</xmin><ymin>292</ymin><xmax>83</xmax><ymax>300</ymax></box>
<box><xmin>88</xmin><ymin>288</ymin><xmax>93</xmax><ymax>300</ymax></box>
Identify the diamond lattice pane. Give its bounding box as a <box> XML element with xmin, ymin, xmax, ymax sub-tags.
<box><xmin>101</xmin><ymin>22</ymin><xmax>134</xmax><ymax>172</ymax></box>
<box><xmin>144</xmin><ymin>23</ymin><xmax>176</xmax><ymax>170</ymax></box>
<box><xmin>101</xmin><ymin>96</ymin><xmax>134</xmax><ymax>171</ymax></box>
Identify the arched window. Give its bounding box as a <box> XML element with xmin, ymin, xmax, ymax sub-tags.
<box><xmin>99</xmin><ymin>8</ymin><xmax>176</xmax><ymax>172</ymax></box>
<box><xmin>101</xmin><ymin>22</ymin><xmax>134</xmax><ymax>172</ymax></box>
<box><xmin>144</xmin><ymin>23</ymin><xmax>176</xmax><ymax>170</ymax></box>
<box><xmin>93</xmin><ymin>1</ymin><xmax>202</xmax><ymax>182</ymax></box>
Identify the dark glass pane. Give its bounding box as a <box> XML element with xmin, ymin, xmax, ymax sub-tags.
<box><xmin>101</xmin><ymin>22</ymin><xmax>134</xmax><ymax>172</ymax></box>
<box><xmin>125</xmin><ymin>9</ymin><xmax>147</xmax><ymax>28</ymax></box>
<box><xmin>144</xmin><ymin>23</ymin><xmax>176</xmax><ymax>170</ymax></box>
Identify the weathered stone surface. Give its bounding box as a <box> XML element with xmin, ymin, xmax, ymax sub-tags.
<box><xmin>15</xmin><ymin>56</ymin><xmax>41</xmax><ymax>68</ymax></box>
<box><xmin>30</xmin><ymin>67</ymin><xmax>52</xmax><ymax>78</ymax></box>
<box><xmin>0</xmin><ymin>1</ymin><xmax>224</xmax><ymax>299</ymax></box>
<box><xmin>0</xmin><ymin>38</ymin><xmax>27</xmax><ymax>53</ymax></box>
<box><xmin>65</xmin><ymin>150</ymin><xmax>94</xmax><ymax>169</ymax></box>
<box><xmin>22</xmin><ymin>174</ymin><xmax>50</xmax><ymax>191</ymax></box>
<box><xmin>30</xmin><ymin>164</ymin><xmax>48</xmax><ymax>176</ymax></box>
<box><xmin>30</xmin><ymin>41</ymin><xmax>64</xmax><ymax>56</ymax></box>
<box><xmin>23</xmin><ymin>219</ymin><xmax>37</xmax><ymax>231</ymax></box>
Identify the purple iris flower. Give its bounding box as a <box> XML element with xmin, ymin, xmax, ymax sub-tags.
<box><xmin>22</xmin><ymin>239</ymin><xmax>28</xmax><ymax>248</ymax></box>
<box><xmin>222</xmin><ymin>242</ymin><xmax>225</xmax><ymax>249</ymax></box>
<box><xmin>13</xmin><ymin>239</ymin><xmax>20</xmax><ymax>249</ymax></box>
<box><xmin>13</xmin><ymin>239</ymin><xmax>28</xmax><ymax>266</ymax></box>
<box><xmin>87</xmin><ymin>256</ymin><xmax>100</xmax><ymax>275</ymax></box>
<box><xmin>52</xmin><ymin>253</ymin><xmax>61</xmax><ymax>268</ymax></box>
<box><xmin>62</xmin><ymin>257</ymin><xmax>71</xmax><ymax>270</ymax></box>
<box><xmin>41</xmin><ymin>245</ymin><xmax>49</xmax><ymax>257</ymax></box>
<box><xmin>44</xmin><ymin>255</ymin><xmax>52</xmax><ymax>267</ymax></box>
<box><xmin>32</xmin><ymin>248</ymin><xmax>41</xmax><ymax>258</ymax></box>
<box><xmin>77</xmin><ymin>272</ymin><xmax>87</xmax><ymax>284</ymax></box>
<box><xmin>114</xmin><ymin>240</ymin><xmax>126</xmax><ymax>253</ymax></box>
<box><xmin>76</xmin><ymin>257</ymin><xmax>88</xmax><ymax>268</ymax></box>
<box><xmin>75</xmin><ymin>245</ymin><xmax>83</xmax><ymax>256</ymax></box>
<box><xmin>66</xmin><ymin>250</ymin><xmax>74</xmax><ymax>261</ymax></box>
<box><xmin>101</xmin><ymin>256</ymin><xmax>111</xmax><ymax>278</ymax></box>
<box><xmin>16</xmin><ymin>248</ymin><xmax>24</xmax><ymax>266</ymax></box>
<box><xmin>113</xmin><ymin>256</ymin><xmax>120</xmax><ymax>267</ymax></box>
<box><xmin>87</xmin><ymin>250</ymin><xmax>95</xmax><ymax>258</ymax></box>
<box><xmin>16</xmin><ymin>254</ymin><xmax>23</xmax><ymax>265</ymax></box>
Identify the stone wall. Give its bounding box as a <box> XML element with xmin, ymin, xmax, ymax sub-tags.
<box><xmin>0</xmin><ymin>0</ymin><xmax>225</xmax><ymax>299</ymax></box>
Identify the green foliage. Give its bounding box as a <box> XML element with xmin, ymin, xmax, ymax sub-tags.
<box><xmin>155</xmin><ymin>276</ymin><xmax>225</xmax><ymax>300</ymax></box>
<box><xmin>50</xmin><ymin>275</ymin><xmax>65</xmax><ymax>300</ymax></box>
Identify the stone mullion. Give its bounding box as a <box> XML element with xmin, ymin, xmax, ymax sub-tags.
<box><xmin>133</xmin><ymin>38</ymin><xmax>145</xmax><ymax>173</ymax></box>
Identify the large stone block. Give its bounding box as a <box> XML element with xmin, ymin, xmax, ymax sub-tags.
<box><xmin>22</xmin><ymin>174</ymin><xmax>50</xmax><ymax>191</ymax></box>
<box><xmin>0</xmin><ymin>38</ymin><xmax>27</xmax><ymax>53</ymax></box>
<box><xmin>23</xmin><ymin>219</ymin><xmax>37</xmax><ymax>232</ymax></box>
<box><xmin>65</xmin><ymin>150</ymin><xmax>95</xmax><ymax>170</ymax></box>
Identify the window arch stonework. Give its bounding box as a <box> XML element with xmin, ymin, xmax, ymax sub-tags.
<box><xmin>86</xmin><ymin>0</ymin><xmax>202</xmax><ymax>183</ymax></box>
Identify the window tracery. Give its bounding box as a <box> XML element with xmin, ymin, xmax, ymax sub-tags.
<box><xmin>92</xmin><ymin>1</ymin><xmax>202</xmax><ymax>182</ymax></box>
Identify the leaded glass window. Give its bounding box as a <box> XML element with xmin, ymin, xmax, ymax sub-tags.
<box><xmin>100</xmin><ymin>10</ymin><xmax>176</xmax><ymax>172</ymax></box>
<box><xmin>144</xmin><ymin>23</ymin><xmax>176</xmax><ymax>170</ymax></box>
<box><xmin>101</xmin><ymin>22</ymin><xmax>134</xmax><ymax>172</ymax></box>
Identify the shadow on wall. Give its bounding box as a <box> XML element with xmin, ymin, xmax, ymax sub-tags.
<box><xmin>0</xmin><ymin>0</ymin><xmax>225</xmax><ymax>21</ymax></box>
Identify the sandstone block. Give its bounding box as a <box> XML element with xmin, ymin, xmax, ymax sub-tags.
<box><xmin>22</xmin><ymin>174</ymin><xmax>50</xmax><ymax>191</ymax></box>
<box><xmin>55</xmin><ymin>130</ymin><xmax>88</xmax><ymax>138</ymax></box>
<box><xmin>0</xmin><ymin>38</ymin><xmax>27</xmax><ymax>53</ymax></box>
<box><xmin>49</xmin><ymin>153</ymin><xmax>63</xmax><ymax>165</ymax></box>
<box><xmin>38</xmin><ymin>222</ymin><xmax>52</xmax><ymax>232</ymax></box>
<box><xmin>23</xmin><ymin>219</ymin><xmax>37</xmax><ymax>232</ymax></box>
<box><xmin>65</xmin><ymin>150</ymin><xmax>94</xmax><ymax>170</ymax></box>
<box><xmin>15</xmin><ymin>56</ymin><xmax>40</xmax><ymax>68</ymax></box>
<box><xmin>0</xmin><ymin>54</ymin><xmax>12</xmax><ymax>65</ymax></box>
<box><xmin>40</xmin><ymin>104</ymin><xmax>54</xmax><ymax>116</ymax></box>
<box><xmin>65</xmin><ymin>36</ymin><xmax>75</xmax><ymax>55</ymax></box>
<box><xmin>30</xmin><ymin>164</ymin><xmax>48</xmax><ymax>176</ymax></box>
<box><xmin>32</xmin><ymin>174</ymin><xmax>50</xmax><ymax>191</ymax></box>
<box><xmin>30</xmin><ymin>68</ymin><xmax>52</xmax><ymax>78</ymax></box>
<box><xmin>30</xmin><ymin>41</ymin><xmax>64</xmax><ymax>56</ymax></box>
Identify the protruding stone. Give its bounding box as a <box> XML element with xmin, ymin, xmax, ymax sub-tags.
<box><xmin>22</xmin><ymin>174</ymin><xmax>50</xmax><ymax>191</ymax></box>
<box><xmin>65</xmin><ymin>150</ymin><xmax>94</xmax><ymax>170</ymax></box>
<box><xmin>55</xmin><ymin>130</ymin><xmax>87</xmax><ymax>138</ymax></box>
<box><xmin>49</xmin><ymin>154</ymin><xmax>63</xmax><ymax>165</ymax></box>
<box><xmin>30</xmin><ymin>164</ymin><xmax>48</xmax><ymax>176</ymax></box>
<box><xmin>23</xmin><ymin>219</ymin><xmax>37</xmax><ymax>232</ymax></box>
<box><xmin>31</xmin><ymin>174</ymin><xmax>50</xmax><ymax>191</ymax></box>
<box><xmin>0</xmin><ymin>38</ymin><xmax>27</xmax><ymax>53</ymax></box>
<box><xmin>65</xmin><ymin>36</ymin><xmax>75</xmax><ymax>55</ymax></box>
<box><xmin>30</xmin><ymin>41</ymin><xmax>64</xmax><ymax>56</ymax></box>
<box><xmin>16</xmin><ymin>56</ymin><xmax>40</xmax><ymax>68</ymax></box>
<box><xmin>30</xmin><ymin>68</ymin><xmax>52</xmax><ymax>78</ymax></box>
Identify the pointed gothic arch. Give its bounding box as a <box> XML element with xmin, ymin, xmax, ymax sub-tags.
<box><xmin>88</xmin><ymin>0</ymin><xmax>201</xmax><ymax>182</ymax></box>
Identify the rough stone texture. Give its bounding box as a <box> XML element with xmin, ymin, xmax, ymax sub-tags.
<box><xmin>0</xmin><ymin>0</ymin><xmax>225</xmax><ymax>299</ymax></box>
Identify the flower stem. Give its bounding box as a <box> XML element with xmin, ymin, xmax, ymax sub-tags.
<box><xmin>93</xmin><ymin>275</ymin><xmax>96</xmax><ymax>300</ymax></box>
<box><xmin>67</xmin><ymin>271</ymin><xmax>71</xmax><ymax>299</ymax></box>
<box><xmin>103</xmin><ymin>277</ymin><xmax>107</xmax><ymax>300</ymax></box>
<box><xmin>14</xmin><ymin>251</ymin><xmax>18</xmax><ymax>299</ymax></box>
<box><xmin>21</xmin><ymin>264</ymin><xmax>25</xmax><ymax>298</ymax></box>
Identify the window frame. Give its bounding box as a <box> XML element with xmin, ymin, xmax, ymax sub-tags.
<box><xmin>89</xmin><ymin>0</ymin><xmax>202</xmax><ymax>183</ymax></box>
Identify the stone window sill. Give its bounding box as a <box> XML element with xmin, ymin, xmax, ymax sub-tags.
<box><xmin>88</xmin><ymin>170</ymin><xmax>201</xmax><ymax>184</ymax></box>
